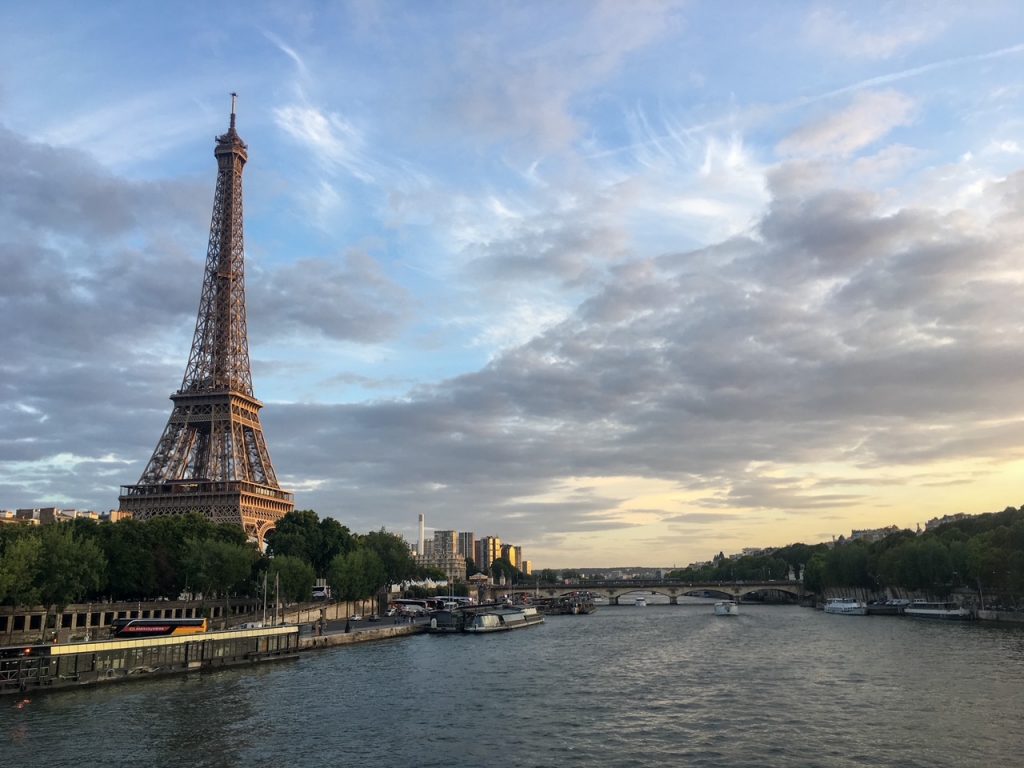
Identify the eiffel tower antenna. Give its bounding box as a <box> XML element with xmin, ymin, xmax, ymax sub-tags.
<box><xmin>119</xmin><ymin>95</ymin><xmax>294</xmax><ymax>547</ymax></box>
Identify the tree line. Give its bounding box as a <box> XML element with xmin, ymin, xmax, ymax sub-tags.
<box><xmin>663</xmin><ymin>506</ymin><xmax>1024</xmax><ymax>601</ymax></box>
<box><xmin>800</xmin><ymin>506</ymin><xmax>1024</xmax><ymax>599</ymax></box>
<box><xmin>0</xmin><ymin>509</ymin><xmax>424</xmax><ymax>613</ymax></box>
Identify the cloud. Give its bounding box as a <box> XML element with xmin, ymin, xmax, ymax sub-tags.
<box><xmin>255</xmin><ymin>163</ymin><xmax>1024</xmax><ymax>548</ymax></box>
<box><xmin>440</xmin><ymin>1</ymin><xmax>680</xmax><ymax>150</ymax></box>
<box><xmin>274</xmin><ymin>104</ymin><xmax>376</xmax><ymax>182</ymax></box>
<box><xmin>776</xmin><ymin>90</ymin><xmax>916</xmax><ymax>158</ymax></box>
<box><xmin>249</xmin><ymin>250</ymin><xmax>411</xmax><ymax>343</ymax></box>
<box><xmin>803</xmin><ymin>6</ymin><xmax>946</xmax><ymax>60</ymax></box>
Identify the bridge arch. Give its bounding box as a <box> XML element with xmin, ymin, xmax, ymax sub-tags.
<box><xmin>488</xmin><ymin>580</ymin><xmax>805</xmax><ymax>605</ymax></box>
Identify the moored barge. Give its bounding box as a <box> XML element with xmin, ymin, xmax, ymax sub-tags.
<box><xmin>1</xmin><ymin>623</ymin><xmax>299</xmax><ymax>696</ymax></box>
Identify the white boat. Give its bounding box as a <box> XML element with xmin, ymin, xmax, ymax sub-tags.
<box><xmin>822</xmin><ymin>597</ymin><xmax>867</xmax><ymax>615</ymax></box>
<box><xmin>714</xmin><ymin>600</ymin><xmax>738</xmax><ymax>616</ymax></box>
<box><xmin>903</xmin><ymin>601</ymin><xmax>973</xmax><ymax>620</ymax></box>
<box><xmin>463</xmin><ymin>606</ymin><xmax>545</xmax><ymax>633</ymax></box>
<box><xmin>634</xmin><ymin>596</ymin><xmax>647</xmax><ymax>607</ymax></box>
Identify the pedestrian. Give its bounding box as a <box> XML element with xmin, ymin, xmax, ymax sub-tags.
<box><xmin>344</xmin><ymin>619</ymin><xmax>351</xmax><ymax>633</ymax></box>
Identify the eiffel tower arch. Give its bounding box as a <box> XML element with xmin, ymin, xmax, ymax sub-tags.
<box><xmin>119</xmin><ymin>97</ymin><xmax>294</xmax><ymax>548</ymax></box>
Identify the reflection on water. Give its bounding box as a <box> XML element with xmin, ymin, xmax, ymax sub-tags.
<box><xmin>4</xmin><ymin>605</ymin><xmax>1024</xmax><ymax>767</ymax></box>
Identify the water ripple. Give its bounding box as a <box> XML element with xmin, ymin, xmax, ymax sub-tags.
<box><xmin>4</xmin><ymin>605</ymin><xmax>1024</xmax><ymax>766</ymax></box>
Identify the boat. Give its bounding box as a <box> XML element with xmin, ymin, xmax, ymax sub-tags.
<box><xmin>822</xmin><ymin>597</ymin><xmax>867</xmax><ymax>615</ymax></box>
<box><xmin>634</xmin><ymin>596</ymin><xmax>647</xmax><ymax>607</ymax></box>
<box><xmin>427</xmin><ymin>609</ymin><xmax>465</xmax><ymax>633</ymax></box>
<box><xmin>533</xmin><ymin>595</ymin><xmax>597</xmax><ymax>615</ymax></box>
<box><xmin>1</xmin><ymin>623</ymin><xmax>300</xmax><ymax>696</ymax></box>
<box><xmin>714</xmin><ymin>600</ymin><xmax>739</xmax><ymax>616</ymax></box>
<box><xmin>865</xmin><ymin>598</ymin><xmax>910</xmax><ymax>616</ymax></box>
<box><xmin>463</xmin><ymin>606</ymin><xmax>545</xmax><ymax>633</ymax></box>
<box><xmin>903</xmin><ymin>601</ymin><xmax>973</xmax><ymax>620</ymax></box>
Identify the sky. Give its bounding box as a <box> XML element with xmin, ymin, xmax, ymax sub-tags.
<box><xmin>3</xmin><ymin>2</ymin><xmax>1024</xmax><ymax>568</ymax></box>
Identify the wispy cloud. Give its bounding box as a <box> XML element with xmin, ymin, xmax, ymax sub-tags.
<box><xmin>274</xmin><ymin>104</ymin><xmax>376</xmax><ymax>182</ymax></box>
<box><xmin>803</xmin><ymin>6</ymin><xmax>946</xmax><ymax>60</ymax></box>
<box><xmin>776</xmin><ymin>90</ymin><xmax>917</xmax><ymax>158</ymax></box>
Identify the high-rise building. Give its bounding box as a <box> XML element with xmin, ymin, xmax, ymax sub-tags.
<box><xmin>476</xmin><ymin>536</ymin><xmax>502</xmax><ymax>571</ymax></box>
<box><xmin>118</xmin><ymin>99</ymin><xmax>293</xmax><ymax>548</ymax></box>
<box><xmin>433</xmin><ymin>530</ymin><xmax>458</xmax><ymax>558</ymax></box>
<box><xmin>520</xmin><ymin>560</ymin><xmax>533</xmax><ymax>575</ymax></box>
<box><xmin>501</xmin><ymin>548</ymin><xmax>524</xmax><ymax>573</ymax></box>
<box><xmin>417</xmin><ymin>513</ymin><xmax>425</xmax><ymax>555</ymax></box>
<box><xmin>458</xmin><ymin>531</ymin><xmax>475</xmax><ymax>562</ymax></box>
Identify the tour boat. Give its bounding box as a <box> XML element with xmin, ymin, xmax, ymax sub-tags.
<box><xmin>714</xmin><ymin>600</ymin><xmax>739</xmax><ymax>616</ymax></box>
<box><xmin>634</xmin><ymin>596</ymin><xmax>647</xmax><ymax>607</ymax></box>
<box><xmin>822</xmin><ymin>597</ymin><xmax>867</xmax><ymax>615</ymax></box>
<box><xmin>903</xmin><ymin>601</ymin><xmax>973</xmax><ymax>620</ymax></box>
<box><xmin>463</xmin><ymin>606</ymin><xmax>545</xmax><ymax>633</ymax></box>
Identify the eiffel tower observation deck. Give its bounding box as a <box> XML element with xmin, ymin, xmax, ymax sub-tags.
<box><xmin>119</xmin><ymin>96</ymin><xmax>294</xmax><ymax>547</ymax></box>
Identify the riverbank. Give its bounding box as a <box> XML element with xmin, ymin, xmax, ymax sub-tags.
<box><xmin>977</xmin><ymin>608</ymin><xmax>1024</xmax><ymax>624</ymax></box>
<box><xmin>299</xmin><ymin>622</ymin><xmax>425</xmax><ymax>650</ymax></box>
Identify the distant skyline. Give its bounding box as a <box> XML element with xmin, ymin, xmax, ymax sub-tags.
<box><xmin>3</xmin><ymin>2</ymin><xmax>1024</xmax><ymax>567</ymax></box>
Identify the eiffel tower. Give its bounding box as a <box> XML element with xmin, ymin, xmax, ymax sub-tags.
<box><xmin>119</xmin><ymin>96</ymin><xmax>293</xmax><ymax>547</ymax></box>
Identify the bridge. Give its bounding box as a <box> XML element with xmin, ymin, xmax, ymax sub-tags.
<box><xmin>480</xmin><ymin>579</ymin><xmax>806</xmax><ymax>604</ymax></box>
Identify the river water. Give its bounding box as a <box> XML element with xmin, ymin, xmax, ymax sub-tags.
<box><xmin>4</xmin><ymin>602</ymin><xmax>1023</xmax><ymax>767</ymax></box>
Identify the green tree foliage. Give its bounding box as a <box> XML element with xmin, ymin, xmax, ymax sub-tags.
<box><xmin>538</xmin><ymin>568</ymin><xmax>560</xmax><ymax>583</ymax></box>
<box><xmin>328</xmin><ymin>548</ymin><xmax>385</xmax><ymax>601</ymax></box>
<box><xmin>267</xmin><ymin>555</ymin><xmax>316</xmax><ymax>603</ymax></box>
<box><xmin>36</xmin><ymin>525</ymin><xmax>106</xmax><ymax>609</ymax></box>
<box><xmin>96</xmin><ymin>518</ymin><xmax>159</xmax><ymax>600</ymax></box>
<box><xmin>265</xmin><ymin>509</ymin><xmax>321</xmax><ymax>565</ymax></box>
<box><xmin>666</xmin><ymin>553</ymin><xmax>794</xmax><ymax>583</ymax></box>
<box><xmin>0</xmin><ymin>508</ymin><xmax>387</xmax><ymax>608</ymax></box>
<box><xmin>182</xmin><ymin>538</ymin><xmax>257</xmax><ymax>598</ymax></box>
<box><xmin>266</xmin><ymin>509</ymin><xmax>356</xmax><ymax>575</ymax></box>
<box><xmin>318</xmin><ymin>517</ymin><xmax>356</xmax><ymax>573</ymax></box>
<box><xmin>801</xmin><ymin>507</ymin><xmax>1024</xmax><ymax>598</ymax></box>
<box><xmin>803</xmin><ymin>554</ymin><xmax>827</xmax><ymax>594</ymax></box>
<box><xmin>0</xmin><ymin>532</ymin><xmax>43</xmax><ymax>606</ymax></box>
<box><xmin>361</xmin><ymin>529</ymin><xmax>416</xmax><ymax>587</ymax></box>
<box><xmin>489</xmin><ymin>556</ymin><xmax>520</xmax><ymax>583</ymax></box>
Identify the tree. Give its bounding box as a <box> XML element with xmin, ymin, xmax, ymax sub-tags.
<box><xmin>98</xmin><ymin>518</ymin><xmax>158</xmax><ymax>600</ymax></box>
<box><xmin>328</xmin><ymin>548</ymin><xmax>385</xmax><ymax>601</ymax></box>
<box><xmin>35</xmin><ymin>525</ymin><xmax>106</xmax><ymax>638</ymax></box>
<box><xmin>362</xmin><ymin>529</ymin><xmax>416</xmax><ymax>588</ymax></box>
<box><xmin>803</xmin><ymin>553</ymin><xmax>827</xmax><ymax>594</ymax></box>
<box><xmin>317</xmin><ymin>517</ymin><xmax>356</xmax><ymax>574</ymax></box>
<box><xmin>266</xmin><ymin>509</ymin><xmax>322</xmax><ymax>566</ymax></box>
<box><xmin>489</xmin><ymin>557</ymin><xmax>518</xmax><ymax>584</ymax></box>
<box><xmin>268</xmin><ymin>555</ymin><xmax>316</xmax><ymax>604</ymax></box>
<box><xmin>183</xmin><ymin>538</ymin><xmax>257</xmax><ymax>599</ymax></box>
<box><xmin>0</xmin><ymin>532</ymin><xmax>42</xmax><ymax>607</ymax></box>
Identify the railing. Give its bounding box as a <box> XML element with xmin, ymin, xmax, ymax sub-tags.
<box><xmin>119</xmin><ymin>480</ymin><xmax>293</xmax><ymax>503</ymax></box>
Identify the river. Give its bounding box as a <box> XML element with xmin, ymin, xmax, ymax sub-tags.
<box><xmin>4</xmin><ymin>602</ymin><xmax>1023</xmax><ymax>767</ymax></box>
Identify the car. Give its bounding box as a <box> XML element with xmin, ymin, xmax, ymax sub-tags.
<box><xmin>368</xmin><ymin>614</ymin><xmax>380</xmax><ymax>622</ymax></box>
<box><xmin>385</xmin><ymin>608</ymin><xmax>397</xmax><ymax>616</ymax></box>
<box><xmin>349</xmin><ymin>614</ymin><xmax>362</xmax><ymax>621</ymax></box>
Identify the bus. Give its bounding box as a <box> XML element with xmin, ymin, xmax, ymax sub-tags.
<box><xmin>110</xmin><ymin>618</ymin><xmax>208</xmax><ymax>638</ymax></box>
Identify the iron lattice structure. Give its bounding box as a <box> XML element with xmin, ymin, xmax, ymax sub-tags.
<box><xmin>119</xmin><ymin>100</ymin><xmax>293</xmax><ymax>546</ymax></box>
